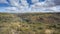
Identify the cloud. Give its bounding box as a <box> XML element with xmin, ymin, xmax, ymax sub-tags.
<box><xmin>31</xmin><ymin>0</ymin><xmax>39</xmax><ymax>3</ymax></box>
<box><xmin>0</xmin><ymin>0</ymin><xmax>8</xmax><ymax>4</ymax></box>
<box><xmin>0</xmin><ymin>0</ymin><xmax>60</xmax><ymax>13</ymax></box>
<box><xmin>54</xmin><ymin>0</ymin><xmax>60</xmax><ymax>5</ymax></box>
<box><xmin>9</xmin><ymin>0</ymin><xmax>20</xmax><ymax>7</ymax></box>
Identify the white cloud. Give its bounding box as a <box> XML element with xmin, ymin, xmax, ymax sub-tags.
<box><xmin>0</xmin><ymin>0</ymin><xmax>8</xmax><ymax>4</ymax></box>
<box><xmin>0</xmin><ymin>0</ymin><xmax>60</xmax><ymax>13</ymax></box>
<box><xmin>31</xmin><ymin>0</ymin><xmax>39</xmax><ymax>3</ymax></box>
<box><xmin>9</xmin><ymin>0</ymin><xmax>20</xmax><ymax>7</ymax></box>
<box><xmin>54</xmin><ymin>0</ymin><xmax>60</xmax><ymax>5</ymax></box>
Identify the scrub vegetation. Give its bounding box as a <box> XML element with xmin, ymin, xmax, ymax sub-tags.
<box><xmin>0</xmin><ymin>13</ymin><xmax>60</xmax><ymax>34</ymax></box>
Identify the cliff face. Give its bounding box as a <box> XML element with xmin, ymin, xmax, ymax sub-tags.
<box><xmin>0</xmin><ymin>13</ymin><xmax>60</xmax><ymax>34</ymax></box>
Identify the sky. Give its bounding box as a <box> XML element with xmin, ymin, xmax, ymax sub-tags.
<box><xmin>0</xmin><ymin>0</ymin><xmax>60</xmax><ymax>13</ymax></box>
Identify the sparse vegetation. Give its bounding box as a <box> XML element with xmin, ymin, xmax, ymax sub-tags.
<box><xmin>0</xmin><ymin>13</ymin><xmax>60</xmax><ymax>34</ymax></box>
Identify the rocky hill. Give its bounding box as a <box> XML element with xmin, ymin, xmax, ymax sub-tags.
<box><xmin>0</xmin><ymin>13</ymin><xmax>60</xmax><ymax>34</ymax></box>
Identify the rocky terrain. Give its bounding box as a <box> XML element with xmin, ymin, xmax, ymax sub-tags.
<box><xmin>0</xmin><ymin>13</ymin><xmax>60</xmax><ymax>34</ymax></box>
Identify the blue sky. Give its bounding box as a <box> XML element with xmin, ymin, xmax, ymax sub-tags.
<box><xmin>0</xmin><ymin>0</ymin><xmax>45</xmax><ymax>7</ymax></box>
<box><xmin>0</xmin><ymin>0</ymin><xmax>60</xmax><ymax>13</ymax></box>
<box><xmin>0</xmin><ymin>0</ymin><xmax>44</xmax><ymax>7</ymax></box>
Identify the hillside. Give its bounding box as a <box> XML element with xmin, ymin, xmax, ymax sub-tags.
<box><xmin>17</xmin><ymin>13</ymin><xmax>60</xmax><ymax>23</ymax></box>
<box><xmin>0</xmin><ymin>13</ymin><xmax>60</xmax><ymax>34</ymax></box>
